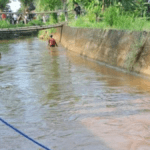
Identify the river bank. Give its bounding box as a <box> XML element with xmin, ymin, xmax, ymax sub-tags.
<box><xmin>48</xmin><ymin>25</ymin><xmax>150</xmax><ymax>77</ymax></box>
<box><xmin>0</xmin><ymin>30</ymin><xmax>38</xmax><ymax>40</ymax></box>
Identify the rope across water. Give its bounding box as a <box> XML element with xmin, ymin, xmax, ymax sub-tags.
<box><xmin>0</xmin><ymin>117</ymin><xmax>51</xmax><ymax>150</ymax></box>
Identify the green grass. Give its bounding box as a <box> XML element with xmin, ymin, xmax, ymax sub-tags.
<box><xmin>69</xmin><ymin>16</ymin><xmax>108</xmax><ymax>29</ymax></box>
<box><xmin>38</xmin><ymin>28</ymin><xmax>57</xmax><ymax>40</ymax></box>
<box><xmin>69</xmin><ymin>6</ymin><xmax>150</xmax><ymax>31</ymax></box>
<box><xmin>0</xmin><ymin>20</ymin><xmax>12</xmax><ymax>28</ymax></box>
<box><xmin>0</xmin><ymin>20</ymin><xmax>44</xmax><ymax>28</ymax></box>
<box><xmin>69</xmin><ymin>15</ymin><xmax>150</xmax><ymax>31</ymax></box>
<box><xmin>27</xmin><ymin>20</ymin><xmax>43</xmax><ymax>26</ymax></box>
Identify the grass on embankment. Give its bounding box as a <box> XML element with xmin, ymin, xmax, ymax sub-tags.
<box><xmin>69</xmin><ymin>6</ymin><xmax>150</xmax><ymax>31</ymax></box>
<box><xmin>0</xmin><ymin>20</ymin><xmax>46</xmax><ymax>28</ymax></box>
<box><xmin>0</xmin><ymin>19</ymin><xmax>57</xmax><ymax>40</ymax></box>
<box><xmin>69</xmin><ymin>16</ymin><xmax>150</xmax><ymax>31</ymax></box>
<box><xmin>38</xmin><ymin>28</ymin><xmax>57</xmax><ymax>40</ymax></box>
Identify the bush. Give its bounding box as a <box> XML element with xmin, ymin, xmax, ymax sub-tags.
<box><xmin>59</xmin><ymin>13</ymin><xmax>65</xmax><ymax>22</ymax></box>
<box><xmin>104</xmin><ymin>6</ymin><xmax>120</xmax><ymax>26</ymax></box>
<box><xmin>16</xmin><ymin>22</ymin><xmax>24</xmax><ymax>27</ymax></box>
<box><xmin>87</xmin><ymin>13</ymin><xmax>96</xmax><ymax>23</ymax></box>
<box><xmin>0</xmin><ymin>20</ymin><xmax>11</xmax><ymax>28</ymax></box>
<box><xmin>69</xmin><ymin>16</ymin><xmax>107</xmax><ymax>29</ymax></box>
<box><xmin>28</xmin><ymin>20</ymin><xmax>43</xmax><ymax>26</ymax></box>
<box><xmin>38</xmin><ymin>28</ymin><xmax>57</xmax><ymax>40</ymax></box>
<box><xmin>103</xmin><ymin>6</ymin><xmax>146</xmax><ymax>31</ymax></box>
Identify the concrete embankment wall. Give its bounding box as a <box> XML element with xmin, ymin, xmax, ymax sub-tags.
<box><xmin>55</xmin><ymin>25</ymin><xmax>150</xmax><ymax>76</ymax></box>
<box><xmin>0</xmin><ymin>31</ymin><xmax>38</xmax><ymax>40</ymax></box>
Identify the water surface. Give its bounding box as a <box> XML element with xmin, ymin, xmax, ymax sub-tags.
<box><xmin>0</xmin><ymin>37</ymin><xmax>150</xmax><ymax>150</ymax></box>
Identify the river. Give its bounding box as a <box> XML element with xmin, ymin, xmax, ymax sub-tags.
<box><xmin>0</xmin><ymin>37</ymin><xmax>150</xmax><ymax>150</ymax></box>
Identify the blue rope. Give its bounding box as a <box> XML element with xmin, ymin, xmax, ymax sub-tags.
<box><xmin>0</xmin><ymin>117</ymin><xmax>51</xmax><ymax>150</ymax></box>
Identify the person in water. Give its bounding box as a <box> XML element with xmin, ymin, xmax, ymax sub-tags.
<box><xmin>48</xmin><ymin>35</ymin><xmax>58</xmax><ymax>47</ymax></box>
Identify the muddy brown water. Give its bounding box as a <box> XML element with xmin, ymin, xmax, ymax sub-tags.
<box><xmin>0</xmin><ymin>37</ymin><xmax>150</xmax><ymax>150</ymax></box>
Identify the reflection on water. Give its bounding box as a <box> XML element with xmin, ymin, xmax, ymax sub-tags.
<box><xmin>0</xmin><ymin>37</ymin><xmax>150</xmax><ymax>150</ymax></box>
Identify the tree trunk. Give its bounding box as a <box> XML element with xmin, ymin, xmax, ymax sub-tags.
<box><xmin>64</xmin><ymin>2</ymin><xmax>68</xmax><ymax>21</ymax></box>
<box><xmin>102</xmin><ymin>0</ymin><xmax>105</xmax><ymax>12</ymax></box>
<box><xmin>62</xmin><ymin>0</ymin><xmax>68</xmax><ymax>21</ymax></box>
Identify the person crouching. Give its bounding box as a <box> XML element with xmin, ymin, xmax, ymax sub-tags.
<box><xmin>48</xmin><ymin>35</ymin><xmax>58</xmax><ymax>47</ymax></box>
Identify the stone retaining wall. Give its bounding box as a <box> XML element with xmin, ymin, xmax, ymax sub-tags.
<box><xmin>54</xmin><ymin>25</ymin><xmax>150</xmax><ymax>77</ymax></box>
<box><xmin>0</xmin><ymin>30</ymin><xmax>38</xmax><ymax>40</ymax></box>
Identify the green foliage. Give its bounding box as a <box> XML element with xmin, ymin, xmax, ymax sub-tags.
<box><xmin>36</xmin><ymin>0</ymin><xmax>62</xmax><ymax>11</ymax></box>
<box><xmin>35</xmin><ymin>0</ymin><xmax>62</xmax><ymax>23</ymax></box>
<box><xmin>19</xmin><ymin>0</ymin><xmax>34</xmax><ymax>8</ymax></box>
<box><xmin>38</xmin><ymin>28</ymin><xmax>56</xmax><ymax>40</ymax></box>
<box><xmin>69</xmin><ymin>16</ymin><xmax>106</xmax><ymax>28</ymax></box>
<box><xmin>102</xmin><ymin>5</ymin><xmax>146</xmax><ymax>30</ymax></box>
<box><xmin>0</xmin><ymin>20</ymin><xmax>10</xmax><ymax>28</ymax></box>
<box><xmin>16</xmin><ymin>22</ymin><xmax>25</xmax><ymax>27</ymax></box>
<box><xmin>87</xmin><ymin>13</ymin><xmax>96</xmax><ymax>23</ymax></box>
<box><xmin>59</xmin><ymin>13</ymin><xmax>65</xmax><ymax>22</ymax></box>
<box><xmin>45</xmin><ymin>15</ymin><xmax>58</xmax><ymax>25</ymax></box>
<box><xmin>69</xmin><ymin>6</ymin><xmax>149</xmax><ymax>32</ymax></box>
<box><xmin>0</xmin><ymin>0</ymin><xmax>9</xmax><ymax>11</ymax></box>
<box><xmin>104</xmin><ymin>6</ymin><xmax>119</xmax><ymax>26</ymax></box>
<box><xmin>28</xmin><ymin>19</ymin><xmax>43</xmax><ymax>26</ymax></box>
<box><xmin>0</xmin><ymin>19</ymin><xmax>44</xmax><ymax>28</ymax></box>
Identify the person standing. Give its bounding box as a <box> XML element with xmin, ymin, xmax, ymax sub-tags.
<box><xmin>42</xmin><ymin>14</ymin><xmax>46</xmax><ymax>23</ymax></box>
<box><xmin>48</xmin><ymin>35</ymin><xmax>58</xmax><ymax>47</ymax></box>
<box><xmin>1</xmin><ymin>13</ymin><xmax>6</xmax><ymax>20</ymax></box>
<box><xmin>24</xmin><ymin>14</ymin><xmax>28</xmax><ymax>24</ymax></box>
<box><xmin>13</xmin><ymin>14</ymin><xmax>17</xmax><ymax>24</ymax></box>
<box><xmin>74</xmin><ymin>2</ymin><xmax>81</xmax><ymax>19</ymax></box>
<box><xmin>9</xmin><ymin>13</ymin><xmax>13</xmax><ymax>24</ymax></box>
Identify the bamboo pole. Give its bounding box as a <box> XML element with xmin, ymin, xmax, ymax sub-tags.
<box><xmin>0</xmin><ymin>10</ymin><xmax>71</xmax><ymax>15</ymax></box>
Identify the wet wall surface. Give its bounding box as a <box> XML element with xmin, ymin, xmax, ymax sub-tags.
<box><xmin>0</xmin><ymin>38</ymin><xmax>150</xmax><ymax>150</ymax></box>
<box><xmin>60</xmin><ymin>26</ymin><xmax>150</xmax><ymax>77</ymax></box>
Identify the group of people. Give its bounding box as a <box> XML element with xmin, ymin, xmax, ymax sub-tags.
<box><xmin>1</xmin><ymin>13</ymin><xmax>29</xmax><ymax>24</ymax></box>
<box><xmin>1</xmin><ymin>13</ymin><xmax>17</xmax><ymax>24</ymax></box>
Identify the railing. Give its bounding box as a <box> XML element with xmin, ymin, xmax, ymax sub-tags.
<box><xmin>0</xmin><ymin>10</ymin><xmax>70</xmax><ymax>14</ymax></box>
<box><xmin>0</xmin><ymin>9</ymin><xmax>76</xmax><ymax>31</ymax></box>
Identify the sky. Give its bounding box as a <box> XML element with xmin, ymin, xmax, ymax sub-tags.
<box><xmin>8</xmin><ymin>0</ymin><xmax>21</xmax><ymax>12</ymax></box>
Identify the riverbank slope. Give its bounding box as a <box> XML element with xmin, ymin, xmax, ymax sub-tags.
<box><xmin>53</xmin><ymin>25</ymin><xmax>150</xmax><ymax>77</ymax></box>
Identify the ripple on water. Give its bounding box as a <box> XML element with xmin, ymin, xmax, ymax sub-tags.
<box><xmin>1</xmin><ymin>38</ymin><xmax>150</xmax><ymax>150</ymax></box>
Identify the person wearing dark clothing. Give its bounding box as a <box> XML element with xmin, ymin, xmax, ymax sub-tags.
<box><xmin>48</xmin><ymin>35</ymin><xmax>58</xmax><ymax>47</ymax></box>
<box><xmin>9</xmin><ymin>14</ymin><xmax>13</xmax><ymax>24</ymax></box>
<box><xmin>28</xmin><ymin>2</ymin><xmax>36</xmax><ymax>21</ymax></box>
<box><xmin>74</xmin><ymin>2</ymin><xmax>81</xmax><ymax>19</ymax></box>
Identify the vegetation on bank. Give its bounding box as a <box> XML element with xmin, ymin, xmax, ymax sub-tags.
<box><xmin>38</xmin><ymin>28</ymin><xmax>56</xmax><ymax>39</ymax></box>
<box><xmin>1</xmin><ymin>0</ymin><xmax>150</xmax><ymax>32</ymax></box>
<box><xmin>69</xmin><ymin>4</ymin><xmax>150</xmax><ymax>31</ymax></box>
<box><xmin>0</xmin><ymin>19</ymin><xmax>44</xmax><ymax>28</ymax></box>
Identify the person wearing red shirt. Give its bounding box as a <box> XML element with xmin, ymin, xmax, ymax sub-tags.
<box><xmin>1</xmin><ymin>14</ymin><xmax>6</xmax><ymax>20</ymax></box>
<box><xmin>48</xmin><ymin>35</ymin><xmax>58</xmax><ymax>47</ymax></box>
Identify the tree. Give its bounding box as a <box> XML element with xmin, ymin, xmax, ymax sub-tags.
<box><xmin>36</xmin><ymin>0</ymin><xmax>62</xmax><ymax>11</ymax></box>
<box><xmin>0</xmin><ymin>0</ymin><xmax>10</xmax><ymax>11</ymax></box>
<box><xmin>35</xmin><ymin>0</ymin><xmax>63</xmax><ymax>23</ymax></box>
<box><xmin>19</xmin><ymin>0</ymin><xmax>33</xmax><ymax>8</ymax></box>
<box><xmin>19</xmin><ymin>0</ymin><xmax>34</xmax><ymax>13</ymax></box>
